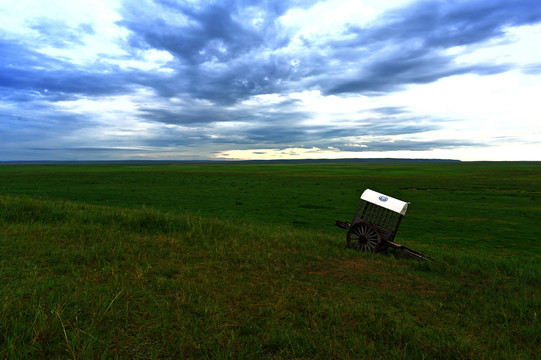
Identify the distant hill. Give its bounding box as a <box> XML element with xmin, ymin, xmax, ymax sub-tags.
<box><xmin>0</xmin><ymin>158</ymin><xmax>461</xmax><ymax>165</ymax></box>
<box><xmin>224</xmin><ymin>158</ymin><xmax>462</xmax><ymax>164</ymax></box>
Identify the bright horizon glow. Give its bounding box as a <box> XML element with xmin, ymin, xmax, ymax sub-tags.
<box><xmin>1</xmin><ymin>0</ymin><xmax>541</xmax><ymax>161</ymax></box>
<box><xmin>214</xmin><ymin>143</ymin><xmax>541</xmax><ymax>162</ymax></box>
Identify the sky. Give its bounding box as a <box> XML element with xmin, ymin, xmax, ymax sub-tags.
<box><xmin>1</xmin><ymin>0</ymin><xmax>540</xmax><ymax>161</ymax></box>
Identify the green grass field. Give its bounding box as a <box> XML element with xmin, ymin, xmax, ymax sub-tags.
<box><xmin>1</xmin><ymin>162</ymin><xmax>540</xmax><ymax>359</ymax></box>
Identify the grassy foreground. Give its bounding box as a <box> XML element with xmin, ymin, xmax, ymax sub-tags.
<box><xmin>0</xmin><ymin>162</ymin><xmax>540</xmax><ymax>358</ymax></box>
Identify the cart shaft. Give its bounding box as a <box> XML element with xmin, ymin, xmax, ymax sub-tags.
<box><xmin>387</xmin><ymin>241</ymin><xmax>432</xmax><ymax>261</ymax></box>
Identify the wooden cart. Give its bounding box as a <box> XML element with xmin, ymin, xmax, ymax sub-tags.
<box><xmin>336</xmin><ymin>189</ymin><xmax>431</xmax><ymax>261</ymax></box>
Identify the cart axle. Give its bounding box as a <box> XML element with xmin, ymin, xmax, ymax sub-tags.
<box><xmin>335</xmin><ymin>220</ymin><xmax>351</xmax><ymax>230</ymax></box>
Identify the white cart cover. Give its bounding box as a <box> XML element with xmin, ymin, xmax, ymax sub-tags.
<box><xmin>360</xmin><ymin>189</ymin><xmax>408</xmax><ymax>215</ymax></box>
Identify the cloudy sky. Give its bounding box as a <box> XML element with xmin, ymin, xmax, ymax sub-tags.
<box><xmin>1</xmin><ymin>0</ymin><xmax>540</xmax><ymax>161</ymax></box>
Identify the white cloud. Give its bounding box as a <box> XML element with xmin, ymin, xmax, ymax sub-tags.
<box><xmin>454</xmin><ymin>23</ymin><xmax>541</xmax><ymax>66</ymax></box>
<box><xmin>1</xmin><ymin>0</ymin><xmax>541</xmax><ymax>161</ymax></box>
<box><xmin>0</xmin><ymin>0</ymin><xmax>129</xmax><ymax>65</ymax></box>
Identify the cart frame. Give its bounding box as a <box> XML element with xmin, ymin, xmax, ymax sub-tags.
<box><xmin>336</xmin><ymin>189</ymin><xmax>431</xmax><ymax>261</ymax></box>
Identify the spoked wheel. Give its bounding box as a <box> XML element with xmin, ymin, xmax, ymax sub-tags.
<box><xmin>347</xmin><ymin>221</ymin><xmax>382</xmax><ymax>252</ymax></box>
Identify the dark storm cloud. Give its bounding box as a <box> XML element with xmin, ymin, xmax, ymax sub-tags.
<box><xmin>235</xmin><ymin>116</ymin><xmax>439</xmax><ymax>146</ymax></box>
<box><xmin>194</xmin><ymin>110</ymin><xmax>437</xmax><ymax>147</ymax></box>
<box><xmin>324</xmin><ymin>0</ymin><xmax>541</xmax><ymax>95</ymax></box>
<box><xmin>137</xmin><ymin>94</ymin><xmax>307</xmax><ymax>126</ymax></box>
<box><xmin>0</xmin><ymin>40</ymin><xmax>135</xmax><ymax>101</ymax></box>
<box><xmin>139</xmin><ymin>107</ymin><xmax>230</xmax><ymax>125</ymax></box>
<box><xmin>347</xmin><ymin>0</ymin><xmax>541</xmax><ymax>48</ymax></box>
<box><xmin>0</xmin><ymin>108</ymin><xmax>102</xmax><ymax>161</ymax></box>
<box><xmin>121</xmin><ymin>0</ymin><xmax>312</xmax><ymax>63</ymax></box>
<box><xmin>117</xmin><ymin>0</ymin><xmax>312</xmax><ymax>103</ymax></box>
<box><xmin>125</xmin><ymin>3</ymin><xmax>259</xmax><ymax>64</ymax></box>
<box><xmin>325</xmin><ymin>50</ymin><xmax>512</xmax><ymax>95</ymax></box>
<box><xmin>113</xmin><ymin>0</ymin><xmax>541</xmax><ymax>106</ymax></box>
<box><xmin>0</xmin><ymin>109</ymin><xmax>94</xmax><ymax>141</ymax></box>
<box><xmin>231</xmin><ymin>124</ymin><xmax>308</xmax><ymax>144</ymax></box>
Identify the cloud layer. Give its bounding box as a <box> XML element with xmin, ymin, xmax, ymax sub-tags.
<box><xmin>1</xmin><ymin>0</ymin><xmax>541</xmax><ymax>160</ymax></box>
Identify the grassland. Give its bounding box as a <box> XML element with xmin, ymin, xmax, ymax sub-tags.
<box><xmin>0</xmin><ymin>162</ymin><xmax>540</xmax><ymax>359</ymax></box>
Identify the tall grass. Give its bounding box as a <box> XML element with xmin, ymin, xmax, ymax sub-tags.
<box><xmin>1</xmin><ymin>195</ymin><xmax>539</xmax><ymax>359</ymax></box>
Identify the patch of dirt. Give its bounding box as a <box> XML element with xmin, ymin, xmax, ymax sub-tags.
<box><xmin>310</xmin><ymin>258</ymin><xmax>440</xmax><ymax>296</ymax></box>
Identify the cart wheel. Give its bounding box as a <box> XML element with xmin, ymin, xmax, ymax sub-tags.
<box><xmin>347</xmin><ymin>221</ymin><xmax>382</xmax><ymax>252</ymax></box>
